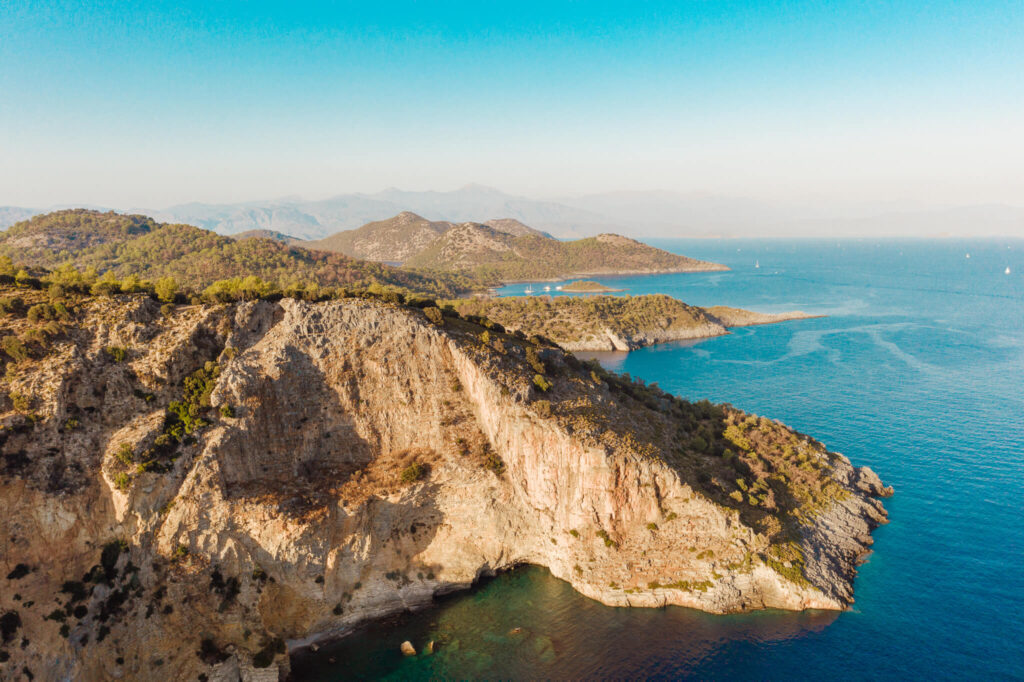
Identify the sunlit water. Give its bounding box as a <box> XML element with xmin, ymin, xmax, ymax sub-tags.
<box><xmin>294</xmin><ymin>239</ymin><xmax>1024</xmax><ymax>680</ymax></box>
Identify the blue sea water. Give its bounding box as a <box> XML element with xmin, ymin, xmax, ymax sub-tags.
<box><xmin>295</xmin><ymin>239</ymin><xmax>1024</xmax><ymax>680</ymax></box>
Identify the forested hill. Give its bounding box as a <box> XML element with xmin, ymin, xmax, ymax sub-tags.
<box><xmin>404</xmin><ymin>224</ymin><xmax>728</xmax><ymax>282</ymax></box>
<box><xmin>0</xmin><ymin>209</ymin><xmax>473</xmax><ymax>297</ymax></box>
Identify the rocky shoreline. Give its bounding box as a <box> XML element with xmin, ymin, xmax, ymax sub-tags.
<box><xmin>546</xmin><ymin>309</ymin><xmax>819</xmax><ymax>352</ymax></box>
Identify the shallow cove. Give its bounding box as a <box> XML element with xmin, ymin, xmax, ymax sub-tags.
<box><xmin>290</xmin><ymin>565</ymin><xmax>841</xmax><ymax>680</ymax></box>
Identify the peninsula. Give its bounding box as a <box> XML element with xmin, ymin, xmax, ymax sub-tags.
<box><xmin>447</xmin><ymin>294</ymin><xmax>820</xmax><ymax>351</ymax></box>
<box><xmin>0</xmin><ymin>269</ymin><xmax>888</xmax><ymax>680</ymax></box>
<box><xmin>301</xmin><ymin>212</ymin><xmax>728</xmax><ymax>283</ymax></box>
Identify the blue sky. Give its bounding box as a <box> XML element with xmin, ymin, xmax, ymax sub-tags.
<box><xmin>1</xmin><ymin>0</ymin><xmax>1022</xmax><ymax>208</ymax></box>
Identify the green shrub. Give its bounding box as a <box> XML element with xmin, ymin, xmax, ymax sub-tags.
<box><xmin>104</xmin><ymin>346</ymin><xmax>127</xmax><ymax>363</ymax></box>
<box><xmin>525</xmin><ymin>346</ymin><xmax>546</xmax><ymax>374</ymax></box>
<box><xmin>596</xmin><ymin>530</ymin><xmax>618</xmax><ymax>549</ymax></box>
<box><xmin>113</xmin><ymin>473</ymin><xmax>131</xmax><ymax>491</ymax></box>
<box><xmin>115</xmin><ymin>443</ymin><xmax>134</xmax><ymax>466</ymax></box>
<box><xmin>423</xmin><ymin>306</ymin><xmax>444</xmax><ymax>325</ymax></box>
<box><xmin>155</xmin><ymin>277</ymin><xmax>178</xmax><ymax>303</ymax></box>
<box><xmin>164</xmin><ymin>361</ymin><xmax>220</xmax><ymax>441</ymax></box>
<box><xmin>9</xmin><ymin>391</ymin><xmax>30</xmax><ymax>412</ymax></box>
<box><xmin>26</xmin><ymin>304</ymin><xmax>51</xmax><ymax>323</ymax></box>
<box><xmin>532</xmin><ymin>374</ymin><xmax>552</xmax><ymax>392</ymax></box>
<box><xmin>483</xmin><ymin>451</ymin><xmax>505</xmax><ymax>475</ymax></box>
<box><xmin>0</xmin><ymin>296</ymin><xmax>25</xmax><ymax>315</ymax></box>
<box><xmin>534</xmin><ymin>399</ymin><xmax>552</xmax><ymax>417</ymax></box>
<box><xmin>219</xmin><ymin>404</ymin><xmax>235</xmax><ymax>418</ymax></box>
<box><xmin>646</xmin><ymin>522</ymin><xmax>659</xmax><ymax>531</ymax></box>
<box><xmin>2</xmin><ymin>335</ymin><xmax>29</xmax><ymax>362</ymax></box>
<box><xmin>400</xmin><ymin>462</ymin><xmax>425</xmax><ymax>483</ymax></box>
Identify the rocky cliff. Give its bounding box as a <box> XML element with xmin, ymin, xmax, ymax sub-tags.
<box><xmin>0</xmin><ymin>292</ymin><xmax>889</xmax><ymax>680</ymax></box>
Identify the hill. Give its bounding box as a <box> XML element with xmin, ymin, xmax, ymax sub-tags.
<box><xmin>0</xmin><ymin>209</ymin><xmax>472</xmax><ymax>297</ymax></box>
<box><xmin>483</xmin><ymin>217</ymin><xmax>553</xmax><ymax>238</ymax></box>
<box><xmin>405</xmin><ymin>224</ymin><xmax>728</xmax><ymax>282</ymax></box>
<box><xmin>446</xmin><ymin>294</ymin><xmax>817</xmax><ymax>351</ymax></box>
<box><xmin>304</xmin><ymin>212</ymin><xmax>553</xmax><ymax>263</ymax></box>
<box><xmin>303</xmin><ymin>211</ymin><xmax>453</xmax><ymax>262</ymax></box>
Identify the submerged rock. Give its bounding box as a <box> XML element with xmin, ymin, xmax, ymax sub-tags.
<box><xmin>401</xmin><ymin>641</ymin><xmax>416</xmax><ymax>656</ymax></box>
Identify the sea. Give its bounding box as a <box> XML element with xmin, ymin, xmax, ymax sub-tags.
<box><xmin>293</xmin><ymin>239</ymin><xmax>1024</xmax><ymax>680</ymax></box>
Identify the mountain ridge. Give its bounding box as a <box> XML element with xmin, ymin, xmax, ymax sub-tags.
<box><xmin>0</xmin><ymin>209</ymin><xmax>472</xmax><ymax>298</ymax></box>
<box><xmin>4</xmin><ymin>187</ymin><xmax>1023</xmax><ymax>238</ymax></box>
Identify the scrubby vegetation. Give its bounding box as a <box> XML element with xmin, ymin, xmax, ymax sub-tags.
<box><xmin>445</xmin><ymin>294</ymin><xmax>722</xmax><ymax>347</ymax></box>
<box><xmin>404</xmin><ymin>225</ymin><xmax>723</xmax><ymax>283</ymax></box>
<box><xmin>400</xmin><ymin>462</ymin><xmax>426</xmax><ymax>483</ymax></box>
<box><xmin>0</xmin><ymin>209</ymin><xmax>475</xmax><ymax>298</ymax></box>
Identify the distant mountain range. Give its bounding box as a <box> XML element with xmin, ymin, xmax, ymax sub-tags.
<box><xmin>2</xmin><ymin>185</ymin><xmax>1022</xmax><ymax>239</ymax></box>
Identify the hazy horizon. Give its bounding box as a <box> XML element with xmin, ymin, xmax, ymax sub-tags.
<box><xmin>2</xmin><ymin>1</ymin><xmax>1022</xmax><ymax>233</ymax></box>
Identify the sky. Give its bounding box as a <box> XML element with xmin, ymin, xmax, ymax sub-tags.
<box><xmin>1</xmin><ymin>0</ymin><xmax>1023</xmax><ymax>213</ymax></box>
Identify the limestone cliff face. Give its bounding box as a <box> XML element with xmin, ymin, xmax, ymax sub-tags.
<box><xmin>0</xmin><ymin>295</ymin><xmax>890</xmax><ymax>680</ymax></box>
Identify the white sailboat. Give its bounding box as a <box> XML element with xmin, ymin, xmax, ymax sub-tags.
<box><xmin>555</xmin><ymin>286</ymin><xmax>563</xmax><ymax>291</ymax></box>
<box><xmin>1006</xmin><ymin>267</ymin><xmax>1012</xmax><ymax>275</ymax></box>
<box><xmin>524</xmin><ymin>285</ymin><xmax>534</xmax><ymax>294</ymax></box>
<box><xmin>543</xmin><ymin>285</ymin><xmax>551</xmax><ymax>291</ymax></box>
<box><xmin>755</xmin><ymin>260</ymin><xmax>760</xmax><ymax>269</ymax></box>
<box><xmin>966</xmin><ymin>253</ymin><xmax>971</xmax><ymax>259</ymax></box>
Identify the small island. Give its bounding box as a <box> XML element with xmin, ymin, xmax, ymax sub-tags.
<box><xmin>560</xmin><ymin>280</ymin><xmax>624</xmax><ymax>293</ymax></box>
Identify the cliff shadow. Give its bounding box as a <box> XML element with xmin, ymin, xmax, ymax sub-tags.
<box><xmin>214</xmin><ymin>345</ymin><xmax>375</xmax><ymax>512</ymax></box>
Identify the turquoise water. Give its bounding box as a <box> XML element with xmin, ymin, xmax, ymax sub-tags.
<box><xmin>294</xmin><ymin>240</ymin><xmax>1024</xmax><ymax>680</ymax></box>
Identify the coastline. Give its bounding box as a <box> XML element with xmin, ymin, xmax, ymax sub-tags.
<box><xmin>557</xmin><ymin>311</ymin><xmax>821</xmax><ymax>352</ymax></box>
<box><xmin>488</xmin><ymin>263</ymin><xmax>730</xmax><ymax>287</ymax></box>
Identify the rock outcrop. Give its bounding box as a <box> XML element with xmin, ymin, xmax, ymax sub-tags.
<box><xmin>0</xmin><ymin>293</ymin><xmax>889</xmax><ymax>680</ymax></box>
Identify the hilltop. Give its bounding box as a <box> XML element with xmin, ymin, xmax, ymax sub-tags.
<box><xmin>0</xmin><ymin>209</ymin><xmax>473</xmax><ymax>298</ymax></box>
<box><xmin>447</xmin><ymin>295</ymin><xmax>818</xmax><ymax>351</ymax></box>
<box><xmin>304</xmin><ymin>212</ymin><xmax>552</xmax><ymax>263</ymax></box>
<box><xmin>0</xmin><ymin>280</ymin><xmax>888</xmax><ymax>679</ymax></box>
<box><xmin>406</xmin><ymin>224</ymin><xmax>727</xmax><ymax>282</ymax></box>
<box><xmin>303</xmin><ymin>211</ymin><xmax>453</xmax><ymax>262</ymax></box>
<box><xmin>230</xmin><ymin>229</ymin><xmax>302</xmax><ymax>243</ymax></box>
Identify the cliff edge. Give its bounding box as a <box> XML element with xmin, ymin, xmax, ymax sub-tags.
<box><xmin>0</xmin><ymin>293</ymin><xmax>889</xmax><ymax>680</ymax></box>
